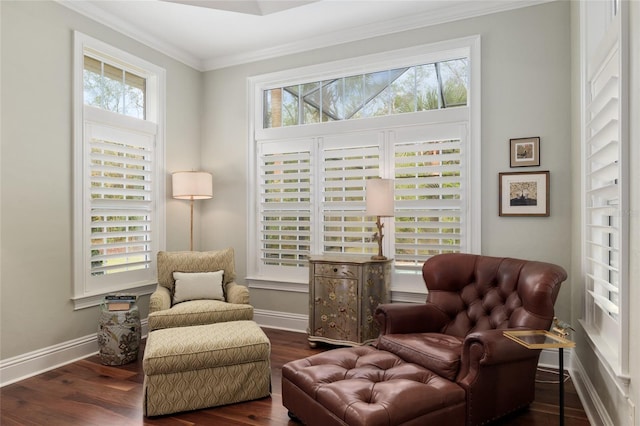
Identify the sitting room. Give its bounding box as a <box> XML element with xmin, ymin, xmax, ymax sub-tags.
<box><xmin>1</xmin><ymin>0</ymin><xmax>638</xmax><ymax>425</ymax></box>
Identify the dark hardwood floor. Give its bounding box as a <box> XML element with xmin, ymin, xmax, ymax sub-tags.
<box><xmin>1</xmin><ymin>328</ymin><xmax>590</xmax><ymax>425</ymax></box>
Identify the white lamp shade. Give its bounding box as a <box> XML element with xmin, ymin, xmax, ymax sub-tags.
<box><xmin>172</xmin><ymin>171</ymin><xmax>213</xmax><ymax>200</ymax></box>
<box><xmin>366</xmin><ymin>178</ymin><xmax>394</xmax><ymax>217</ymax></box>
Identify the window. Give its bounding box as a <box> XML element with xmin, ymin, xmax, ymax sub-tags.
<box><xmin>249</xmin><ymin>38</ymin><xmax>480</xmax><ymax>294</ymax></box>
<box><xmin>580</xmin><ymin>0</ymin><xmax>630</xmax><ymax>384</ymax></box>
<box><xmin>73</xmin><ymin>32</ymin><xmax>166</xmax><ymax>309</ymax></box>
<box><xmin>263</xmin><ymin>58</ymin><xmax>468</xmax><ymax>128</ymax></box>
<box><xmin>83</xmin><ymin>55</ymin><xmax>145</xmax><ymax>119</ymax></box>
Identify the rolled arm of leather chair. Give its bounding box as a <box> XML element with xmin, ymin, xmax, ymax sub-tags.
<box><xmin>460</xmin><ymin>329</ymin><xmax>540</xmax><ymax>370</ymax></box>
<box><xmin>457</xmin><ymin>329</ymin><xmax>543</xmax><ymax>425</ymax></box>
<box><xmin>149</xmin><ymin>285</ymin><xmax>171</xmax><ymax>314</ymax></box>
<box><xmin>225</xmin><ymin>281</ymin><xmax>250</xmax><ymax>305</ymax></box>
<box><xmin>375</xmin><ymin>302</ymin><xmax>450</xmax><ymax>335</ymax></box>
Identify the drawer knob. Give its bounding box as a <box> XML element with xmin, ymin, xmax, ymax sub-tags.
<box><xmin>333</xmin><ymin>268</ymin><xmax>338</xmax><ymax>273</ymax></box>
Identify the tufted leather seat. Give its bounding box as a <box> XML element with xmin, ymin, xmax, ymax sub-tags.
<box><xmin>283</xmin><ymin>253</ymin><xmax>567</xmax><ymax>426</ymax></box>
<box><xmin>282</xmin><ymin>346</ymin><xmax>466</xmax><ymax>426</ymax></box>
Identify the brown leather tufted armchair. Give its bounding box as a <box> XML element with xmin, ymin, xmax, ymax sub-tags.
<box><xmin>374</xmin><ymin>253</ymin><xmax>567</xmax><ymax>426</ymax></box>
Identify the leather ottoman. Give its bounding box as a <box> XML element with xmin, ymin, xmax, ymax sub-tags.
<box><xmin>282</xmin><ymin>346</ymin><xmax>465</xmax><ymax>426</ymax></box>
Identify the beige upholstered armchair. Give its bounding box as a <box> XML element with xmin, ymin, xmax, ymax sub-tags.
<box><xmin>147</xmin><ymin>248</ymin><xmax>253</xmax><ymax>331</ymax></box>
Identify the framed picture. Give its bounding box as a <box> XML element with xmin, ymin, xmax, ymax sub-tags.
<box><xmin>499</xmin><ymin>171</ymin><xmax>550</xmax><ymax>217</ymax></box>
<box><xmin>510</xmin><ymin>137</ymin><xmax>540</xmax><ymax>167</ymax></box>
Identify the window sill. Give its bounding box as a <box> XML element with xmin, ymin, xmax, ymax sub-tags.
<box><xmin>246</xmin><ymin>276</ymin><xmax>308</xmax><ymax>293</ymax></box>
<box><xmin>71</xmin><ymin>282</ymin><xmax>157</xmax><ymax>310</ymax></box>
<box><xmin>579</xmin><ymin>319</ymin><xmax>631</xmax><ymax>396</ymax></box>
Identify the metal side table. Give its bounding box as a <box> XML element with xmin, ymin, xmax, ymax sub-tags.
<box><xmin>504</xmin><ymin>330</ymin><xmax>575</xmax><ymax>426</ymax></box>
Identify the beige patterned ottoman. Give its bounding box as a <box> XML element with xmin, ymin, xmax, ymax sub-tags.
<box><xmin>143</xmin><ymin>320</ymin><xmax>271</xmax><ymax>416</ymax></box>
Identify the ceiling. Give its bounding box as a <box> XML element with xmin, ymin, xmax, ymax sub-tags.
<box><xmin>59</xmin><ymin>0</ymin><xmax>549</xmax><ymax>71</ymax></box>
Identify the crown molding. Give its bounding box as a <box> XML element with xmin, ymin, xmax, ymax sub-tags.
<box><xmin>58</xmin><ymin>0</ymin><xmax>553</xmax><ymax>72</ymax></box>
<box><xmin>56</xmin><ymin>0</ymin><xmax>205</xmax><ymax>70</ymax></box>
<box><xmin>204</xmin><ymin>0</ymin><xmax>553</xmax><ymax>70</ymax></box>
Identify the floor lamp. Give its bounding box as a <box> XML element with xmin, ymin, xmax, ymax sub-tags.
<box><xmin>172</xmin><ymin>171</ymin><xmax>213</xmax><ymax>251</ymax></box>
<box><xmin>365</xmin><ymin>178</ymin><xmax>394</xmax><ymax>260</ymax></box>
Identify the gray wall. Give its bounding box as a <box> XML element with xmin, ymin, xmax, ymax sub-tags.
<box><xmin>200</xmin><ymin>1</ymin><xmax>573</xmax><ymax>322</ymax></box>
<box><xmin>0</xmin><ymin>0</ymin><xmax>203</xmax><ymax>359</ymax></box>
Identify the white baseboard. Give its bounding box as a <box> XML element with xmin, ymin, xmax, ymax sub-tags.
<box><xmin>570</xmin><ymin>354</ymin><xmax>612</xmax><ymax>426</ymax></box>
<box><xmin>0</xmin><ymin>319</ymin><xmax>149</xmax><ymax>388</ymax></box>
<box><xmin>253</xmin><ymin>308</ymin><xmax>308</xmax><ymax>333</ymax></box>
<box><xmin>0</xmin><ymin>334</ymin><xmax>98</xmax><ymax>387</ymax></box>
<box><xmin>538</xmin><ymin>346</ymin><xmax>572</xmax><ymax>370</ymax></box>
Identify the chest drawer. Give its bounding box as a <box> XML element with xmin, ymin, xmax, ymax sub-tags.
<box><xmin>314</xmin><ymin>263</ymin><xmax>359</xmax><ymax>279</ymax></box>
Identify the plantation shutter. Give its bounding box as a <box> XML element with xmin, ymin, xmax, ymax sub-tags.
<box><xmin>258</xmin><ymin>139</ymin><xmax>312</xmax><ymax>270</ymax></box>
<box><xmin>584</xmin><ymin>20</ymin><xmax>625</xmax><ymax>320</ymax></box>
<box><xmin>392</xmin><ymin>126</ymin><xmax>465</xmax><ymax>270</ymax></box>
<box><xmin>320</xmin><ymin>134</ymin><xmax>381</xmax><ymax>255</ymax></box>
<box><xmin>84</xmin><ymin>107</ymin><xmax>157</xmax><ymax>291</ymax></box>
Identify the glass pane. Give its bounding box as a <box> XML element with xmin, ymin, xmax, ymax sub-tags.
<box><xmin>363</xmin><ymin>70</ymin><xmax>390</xmax><ymax>117</ymax></box>
<box><xmin>302</xmin><ymin>82</ymin><xmax>321</xmax><ymax>124</ymax></box>
<box><xmin>282</xmin><ymin>86</ymin><xmax>299</xmax><ymax>127</ymax></box>
<box><xmin>101</xmin><ymin>63</ymin><xmax>124</xmax><ymax>114</ymax></box>
<box><xmin>322</xmin><ymin>79</ymin><xmax>342</xmax><ymax>122</ymax></box>
<box><xmin>124</xmin><ymin>71</ymin><xmax>145</xmax><ymax>119</ymax></box>
<box><xmin>83</xmin><ymin>56</ymin><xmax>146</xmax><ymax>119</ymax></box>
<box><xmin>416</xmin><ymin>63</ymin><xmax>440</xmax><ymax>111</ymax></box>
<box><xmin>343</xmin><ymin>75</ymin><xmax>364</xmax><ymax>119</ymax></box>
<box><xmin>83</xmin><ymin>66</ymin><xmax>102</xmax><ymax>108</ymax></box>
<box><xmin>264</xmin><ymin>88</ymin><xmax>282</xmax><ymax>128</ymax></box>
<box><xmin>440</xmin><ymin>58</ymin><xmax>468</xmax><ymax>107</ymax></box>
<box><xmin>391</xmin><ymin>67</ymin><xmax>415</xmax><ymax>114</ymax></box>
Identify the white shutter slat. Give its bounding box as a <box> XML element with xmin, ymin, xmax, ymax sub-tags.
<box><xmin>394</xmin><ymin>140</ymin><xmax>460</xmax><ymax>153</ymax></box>
<box><xmin>586</xmin><ymin>97</ymin><xmax>618</xmax><ymax>131</ymax></box>
<box><xmin>589</xmin><ymin>161</ymin><xmax>618</xmax><ymax>183</ymax></box>
<box><xmin>586</xmin><ymin>223</ymin><xmax>619</xmax><ymax>235</ymax></box>
<box><xmin>588</xmin><ymin>291</ymin><xmax>620</xmax><ymax>315</ymax></box>
<box><xmin>90</xmin><ymin>218</ymin><xmax>151</xmax><ymax>228</ymax></box>
<box><xmin>587</xmin><ymin>183</ymin><xmax>618</xmax><ymax>200</ymax></box>
<box><xmin>92</xmin><ymin>258</ymin><xmax>153</xmax><ymax>273</ymax></box>
<box><xmin>91</xmin><ymin>200</ymin><xmax>152</xmax><ymax>210</ymax></box>
<box><xmin>588</xmin><ymin>274</ymin><xmax>620</xmax><ymax>294</ymax></box>
<box><xmin>586</xmin><ymin>240</ymin><xmax>619</xmax><ymax>253</ymax></box>
<box><xmin>586</xmin><ymin>75</ymin><xmax>618</xmax><ymax>114</ymax></box>
<box><xmin>91</xmin><ymin>189</ymin><xmax>152</xmax><ymax>199</ymax></box>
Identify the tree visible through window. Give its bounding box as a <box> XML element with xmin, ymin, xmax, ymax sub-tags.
<box><xmin>83</xmin><ymin>56</ymin><xmax>146</xmax><ymax>119</ymax></box>
<box><xmin>264</xmin><ymin>59</ymin><xmax>468</xmax><ymax>128</ymax></box>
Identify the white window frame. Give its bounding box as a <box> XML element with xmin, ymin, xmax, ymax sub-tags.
<box><xmin>579</xmin><ymin>0</ymin><xmax>630</xmax><ymax>391</ymax></box>
<box><xmin>72</xmin><ymin>32</ymin><xmax>166</xmax><ymax>309</ymax></box>
<box><xmin>247</xmin><ymin>36</ymin><xmax>481</xmax><ymax>299</ymax></box>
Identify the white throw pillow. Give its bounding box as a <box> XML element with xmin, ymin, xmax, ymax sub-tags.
<box><xmin>172</xmin><ymin>270</ymin><xmax>224</xmax><ymax>304</ymax></box>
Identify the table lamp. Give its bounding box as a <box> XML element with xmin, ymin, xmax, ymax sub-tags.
<box><xmin>365</xmin><ymin>178</ymin><xmax>394</xmax><ymax>260</ymax></box>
